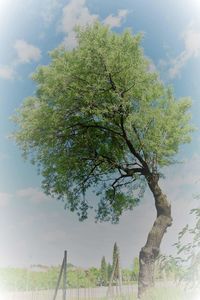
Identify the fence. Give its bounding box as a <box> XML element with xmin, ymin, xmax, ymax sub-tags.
<box><xmin>0</xmin><ymin>250</ymin><xmax>139</xmax><ymax>300</ymax></box>
<box><xmin>50</xmin><ymin>251</ymin><xmax>137</xmax><ymax>299</ymax></box>
<box><xmin>0</xmin><ymin>285</ymin><xmax>138</xmax><ymax>300</ymax></box>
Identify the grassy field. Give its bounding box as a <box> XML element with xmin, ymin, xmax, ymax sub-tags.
<box><xmin>139</xmin><ymin>287</ymin><xmax>197</xmax><ymax>300</ymax></box>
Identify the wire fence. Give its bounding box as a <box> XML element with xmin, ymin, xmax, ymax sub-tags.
<box><xmin>0</xmin><ymin>285</ymin><xmax>137</xmax><ymax>300</ymax></box>
<box><xmin>0</xmin><ymin>250</ymin><xmax>138</xmax><ymax>300</ymax></box>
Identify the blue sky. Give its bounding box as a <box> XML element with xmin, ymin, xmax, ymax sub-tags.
<box><xmin>0</xmin><ymin>0</ymin><xmax>200</xmax><ymax>269</ymax></box>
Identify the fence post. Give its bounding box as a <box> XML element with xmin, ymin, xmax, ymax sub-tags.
<box><xmin>63</xmin><ymin>250</ymin><xmax>67</xmax><ymax>300</ymax></box>
<box><xmin>53</xmin><ymin>259</ymin><xmax>64</xmax><ymax>300</ymax></box>
<box><xmin>53</xmin><ymin>250</ymin><xmax>67</xmax><ymax>300</ymax></box>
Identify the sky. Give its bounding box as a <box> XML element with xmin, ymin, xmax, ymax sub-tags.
<box><xmin>1</xmin><ymin>0</ymin><xmax>200</xmax><ymax>269</ymax></box>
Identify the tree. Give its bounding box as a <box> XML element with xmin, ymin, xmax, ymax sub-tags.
<box><xmin>100</xmin><ymin>256</ymin><xmax>108</xmax><ymax>286</ymax></box>
<box><xmin>133</xmin><ymin>257</ymin><xmax>139</xmax><ymax>281</ymax></box>
<box><xmin>107</xmin><ymin>242</ymin><xmax>122</xmax><ymax>297</ymax></box>
<box><xmin>107</xmin><ymin>263</ymin><xmax>113</xmax><ymax>283</ymax></box>
<box><xmin>122</xmin><ymin>268</ymin><xmax>133</xmax><ymax>284</ymax></box>
<box><xmin>111</xmin><ymin>242</ymin><xmax>121</xmax><ymax>284</ymax></box>
<box><xmin>12</xmin><ymin>22</ymin><xmax>193</xmax><ymax>297</ymax></box>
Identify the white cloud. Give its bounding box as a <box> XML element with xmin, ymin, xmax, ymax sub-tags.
<box><xmin>162</xmin><ymin>154</ymin><xmax>200</xmax><ymax>191</ymax></box>
<box><xmin>0</xmin><ymin>193</ymin><xmax>12</xmax><ymax>207</ymax></box>
<box><xmin>0</xmin><ymin>40</ymin><xmax>41</xmax><ymax>81</ymax></box>
<box><xmin>148</xmin><ymin>60</ymin><xmax>157</xmax><ymax>73</ymax></box>
<box><xmin>41</xmin><ymin>0</ymin><xmax>62</xmax><ymax>25</ymax></box>
<box><xmin>14</xmin><ymin>40</ymin><xmax>41</xmax><ymax>64</ymax></box>
<box><xmin>16</xmin><ymin>187</ymin><xmax>49</xmax><ymax>203</ymax></box>
<box><xmin>103</xmin><ymin>9</ymin><xmax>128</xmax><ymax>28</ymax></box>
<box><xmin>60</xmin><ymin>0</ymin><xmax>98</xmax><ymax>49</ymax></box>
<box><xmin>61</xmin><ymin>0</ymin><xmax>97</xmax><ymax>33</ymax></box>
<box><xmin>169</xmin><ymin>24</ymin><xmax>200</xmax><ymax>78</ymax></box>
<box><xmin>59</xmin><ymin>1</ymin><xmax>128</xmax><ymax>49</ymax></box>
<box><xmin>0</xmin><ymin>65</ymin><xmax>15</xmax><ymax>80</ymax></box>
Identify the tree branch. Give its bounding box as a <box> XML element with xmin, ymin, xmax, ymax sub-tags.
<box><xmin>57</xmin><ymin>122</ymin><xmax>123</xmax><ymax>139</ymax></box>
<box><xmin>73</xmin><ymin>122</ymin><xmax>123</xmax><ymax>137</ymax></box>
<box><xmin>112</xmin><ymin>176</ymin><xmax>137</xmax><ymax>189</ymax></box>
<box><xmin>120</xmin><ymin>114</ymin><xmax>150</xmax><ymax>174</ymax></box>
<box><xmin>81</xmin><ymin>162</ymin><xmax>102</xmax><ymax>187</ymax></box>
<box><xmin>121</xmin><ymin>82</ymin><xmax>136</xmax><ymax>97</ymax></box>
<box><xmin>72</xmin><ymin>74</ymin><xmax>114</xmax><ymax>95</ymax></box>
<box><xmin>132</xmin><ymin>126</ymin><xmax>148</xmax><ymax>161</ymax></box>
<box><xmin>108</xmin><ymin>72</ymin><xmax>117</xmax><ymax>91</ymax></box>
<box><xmin>100</xmin><ymin>154</ymin><xmax>143</xmax><ymax>176</ymax></box>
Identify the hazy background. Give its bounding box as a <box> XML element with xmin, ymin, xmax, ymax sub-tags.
<box><xmin>0</xmin><ymin>0</ymin><xmax>200</xmax><ymax>269</ymax></box>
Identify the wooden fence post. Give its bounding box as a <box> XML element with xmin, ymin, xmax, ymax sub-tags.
<box><xmin>63</xmin><ymin>250</ymin><xmax>67</xmax><ymax>300</ymax></box>
<box><xmin>53</xmin><ymin>250</ymin><xmax>67</xmax><ymax>300</ymax></box>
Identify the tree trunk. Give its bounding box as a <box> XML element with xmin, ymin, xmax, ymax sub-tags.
<box><xmin>137</xmin><ymin>174</ymin><xmax>172</xmax><ymax>298</ymax></box>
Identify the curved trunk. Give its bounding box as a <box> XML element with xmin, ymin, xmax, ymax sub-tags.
<box><xmin>138</xmin><ymin>174</ymin><xmax>172</xmax><ymax>298</ymax></box>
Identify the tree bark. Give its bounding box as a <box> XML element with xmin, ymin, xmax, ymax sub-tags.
<box><xmin>137</xmin><ymin>174</ymin><xmax>172</xmax><ymax>298</ymax></box>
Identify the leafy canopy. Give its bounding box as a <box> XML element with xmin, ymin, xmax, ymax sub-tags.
<box><xmin>13</xmin><ymin>22</ymin><xmax>193</xmax><ymax>222</ymax></box>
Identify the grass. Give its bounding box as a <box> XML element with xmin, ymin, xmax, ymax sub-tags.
<box><xmin>95</xmin><ymin>287</ymin><xmax>198</xmax><ymax>300</ymax></box>
<box><xmin>1</xmin><ymin>285</ymin><xmax>199</xmax><ymax>299</ymax></box>
<box><xmin>141</xmin><ymin>287</ymin><xmax>193</xmax><ymax>300</ymax></box>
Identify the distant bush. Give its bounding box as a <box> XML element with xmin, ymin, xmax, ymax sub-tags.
<box><xmin>0</xmin><ymin>265</ymin><xmax>101</xmax><ymax>291</ymax></box>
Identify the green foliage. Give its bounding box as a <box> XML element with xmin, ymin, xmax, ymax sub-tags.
<box><xmin>0</xmin><ymin>264</ymin><xmax>191</xmax><ymax>299</ymax></box>
<box><xmin>100</xmin><ymin>256</ymin><xmax>108</xmax><ymax>286</ymax></box>
<box><xmin>113</xmin><ymin>243</ymin><xmax>118</xmax><ymax>264</ymax></box>
<box><xmin>154</xmin><ymin>254</ymin><xmax>183</xmax><ymax>281</ymax></box>
<box><xmin>121</xmin><ymin>268</ymin><xmax>134</xmax><ymax>283</ymax></box>
<box><xmin>13</xmin><ymin>22</ymin><xmax>193</xmax><ymax>222</ymax></box>
<box><xmin>0</xmin><ymin>266</ymin><xmax>59</xmax><ymax>291</ymax></box>
<box><xmin>174</xmin><ymin>206</ymin><xmax>200</xmax><ymax>288</ymax></box>
<box><xmin>69</xmin><ymin>268</ymin><xmax>89</xmax><ymax>288</ymax></box>
<box><xmin>85</xmin><ymin>267</ymin><xmax>101</xmax><ymax>287</ymax></box>
<box><xmin>132</xmin><ymin>257</ymin><xmax>139</xmax><ymax>281</ymax></box>
<box><xmin>107</xmin><ymin>262</ymin><xmax>113</xmax><ymax>282</ymax></box>
<box><xmin>0</xmin><ymin>265</ymin><xmax>101</xmax><ymax>291</ymax></box>
<box><xmin>112</xmin><ymin>242</ymin><xmax>120</xmax><ymax>281</ymax></box>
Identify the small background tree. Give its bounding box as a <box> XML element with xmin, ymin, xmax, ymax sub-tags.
<box><xmin>100</xmin><ymin>256</ymin><xmax>108</xmax><ymax>286</ymax></box>
<box><xmin>107</xmin><ymin>242</ymin><xmax>122</xmax><ymax>296</ymax></box>
<box><xmin>107</xmin><ymin>263</ymin><xmax>113</xmax><ymax>283</ymax></box>
<box><xmin>111</xmin><ymin>243</ymin><xmax>122</xmax><ymax>285</ymax></box>
<box><xmin>133</xmin><ymin>257</ymin><xmax>139</xmax><ymax>281</ymax></box>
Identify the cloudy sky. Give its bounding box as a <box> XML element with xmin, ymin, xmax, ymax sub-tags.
<box><xmin>1</xmin><ymin>0</ymin><xmax>200</xmax><ymax>269</ymax></box>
